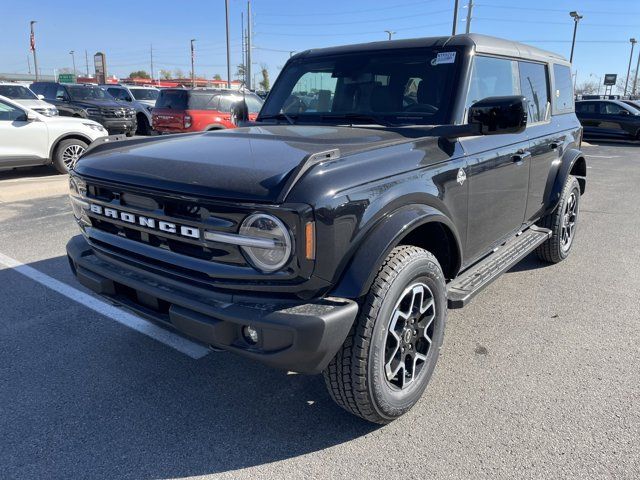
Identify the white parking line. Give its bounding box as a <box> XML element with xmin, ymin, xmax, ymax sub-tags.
<box><xmin>0</xmin><ymin>252</ymin><xmax>210</xmax><ymax>359</ymax></box>
<box><xmin>586</xmin><ymin>155</ymin><xmax>621</xmax><ymax>159</ymax></box>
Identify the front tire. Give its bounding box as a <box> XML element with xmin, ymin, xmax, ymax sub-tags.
<box><xmin>52</xmin><ymin>138</ymin><xmax>88</xmax><ymax>174</ymax></box>
<box><xmin>536</xmin><ymin>175</ymin><xmax>581</xmax><ymax>263</ymax></box>
<box><xmin>323</xmin><ymin>246</ymin><xmax>447</xmax><ymax>424</ymax></box>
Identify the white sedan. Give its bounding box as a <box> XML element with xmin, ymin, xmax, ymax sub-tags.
<box><xmin>0</xmin><ymin>95</ymin><xmax>108</xmax><ymax>173</ymax></box>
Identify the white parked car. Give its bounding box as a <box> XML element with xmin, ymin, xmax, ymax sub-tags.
<box><xmin>0</xmin><ymin>82</ymin><xmax>58</xmax><ymax>116</ymax></box>
<box><xmin>0</xmin><ymin>95</ymin><xmax>108</xmax><ymax>174</ymax></box>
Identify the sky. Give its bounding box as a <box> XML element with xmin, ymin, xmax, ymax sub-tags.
<box><xmin>2</xmin><ymin>0</ymin><xmax>640</xmax><ymax>89</ymax></box>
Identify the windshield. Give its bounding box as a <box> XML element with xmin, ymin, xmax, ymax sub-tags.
<box><xmin>130</xmin><ymin>88</ymin><xmax>159</xmax><ymax>101</ymax></box>
<box><xmin>0</xmin><ymin>85</ymin><xmax>37</xmax><ymax>100</ymax></box>
<box><xmin>67</xmin><ymin>85</ymin><xmax>111</xmax><ymax>101</ymax></box>
<box><xmin>260</xmin><ymin>47</ymin><xmax>461</xmax><ymax>125</ymax></box>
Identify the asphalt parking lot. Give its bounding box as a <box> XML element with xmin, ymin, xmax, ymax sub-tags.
<box><xmin>0</xmin><ymin>141</ymin><xmax>638</xmax><ymax>480</ymax></box>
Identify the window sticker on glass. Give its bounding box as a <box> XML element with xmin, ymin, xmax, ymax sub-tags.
<box><xmin>432</xmin><ymin>52</ymin><xmax>456</xmax><ymax>65</ymax></box>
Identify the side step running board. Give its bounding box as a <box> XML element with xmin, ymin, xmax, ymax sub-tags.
<box><xmin>447</xmin><ymin>226</ymin><xmax>552</xmax><ymax>309</ymax></box>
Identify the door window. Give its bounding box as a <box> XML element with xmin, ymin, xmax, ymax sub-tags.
<box><xmin>465</xmin><ymin>56</ymin><xmax>520</xmax><ymax>112</ymax></box>
<box><xmin>553</xmin><ymin>64</ymin><xmax>574</xmax><ymax>113</ymax></box>
<box><xmin>55</xmin><ymin>86</ymin><xmax>68</xmax><ymax>101</ymax></box>
<box><xmin>576</xmin><ymin>102</ymin><xmax>596</xmax><ymax>113</ymax></box>
<box><xmin>518</xmin><ymin>61</ymin><xmax>550</xmax><ymax>123</ymax></box>
<box><xmin>600</xmin><ymin>103</ymin><xmax>629</xmax><ymax>115</ymax></box>
<box><xmin>107</xmin><ymin>88</ymin><xmax>130</xmax><ymax>101</ymax></box>
<box><xmin>0</xmin><ymin>100</ymin><xmax>26</xmax><ymax>121</ymax></box>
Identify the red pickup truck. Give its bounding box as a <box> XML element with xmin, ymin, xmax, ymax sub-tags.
<box><xmin>152</xmin><ymin>89</ymin><xmax>263</xmax><ymax>133</ymax></box>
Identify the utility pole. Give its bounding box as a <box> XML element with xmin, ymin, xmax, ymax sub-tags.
<box><xmin>150</xmin><ymin>44</ymin><xmax>155</xmax><ymax>86</ymax></box>
<box><xmin>225</xmin><ymin>0</ymin><xmax>231</xmax><ymax>89</ymax></box>
<box><xmin>30</xmin><ymin>21</ymin><xmax>39</xmax><ymax>81</ymax></box>
<box><xmin>190</xmin><ymin>39</ymin><xmax>196</xmax><ymax>88</ymax></box>
<box><xmin>465</xmin><ymin>0</ymin><xmax>473</xmax><ymax>34</ymax></box>
<box><xmin>241</xmin><ymin>12</ymin><xmax>246</xmax><ymax>85</ymax></box>
<box><xmin>385</xmin><ymin>30</ymin><xmax>395</xmax><ymax>40</ymax></box>
<box><xmin>247</xmin><ymin>0</ymin><xmax>252</xmax><ymax>90</ymax></box>
<box><xmin>452</xmin><ymin>0</ymin><xmax>459</xmax><ymax>36</ymax></box>
<box><xmin>624</xmin><ymin>38</ymin><xmax>637</xmax><ymax>96</ymax></box>
<box><xmin>632</xmin><ymin>48</ymin><xmax>640</xmax><ymax>96</ymax></box>
<box><xmin>569</xmin><ymin>11</ymin><xmax>583</xmax><ymax>63</ymax></box>
<box><xmin>69</xmin><ymin>50</ymin><xmax>77</xmax><ymax>78</ymax></box>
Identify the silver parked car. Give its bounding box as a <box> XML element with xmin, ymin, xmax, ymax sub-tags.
<box><xmin>0</xmin><ymin>82</ymin><xmax>58</xmax><ymax>116</ymax></box>
<box><xmin>102</xmin><ymin>84</ymin><xmax>159</xmax><ymax>135</ymax></box>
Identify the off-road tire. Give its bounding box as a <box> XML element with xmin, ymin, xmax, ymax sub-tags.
<box><xmin>136</xmin><ymin>115</ymin><xmax>152</xmax><ymax>135</ymax></box>
<box><xmin>52</xmin><ymin>138</ymin><xmax>88</xmax><ymax>174</ymax></box>
<box><xmin>536</xmin><ymin>175</ymin><xmax>581</xmax><ymax>263</ymax></box>
<box><xmin>323</xmin><ymin>246</ymin><xmax>447</xmax><ymax>424</ymax></box>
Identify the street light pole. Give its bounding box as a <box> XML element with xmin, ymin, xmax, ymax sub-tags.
<box><xmin>190</xmin><ymin>39</ymin><xmax>196</xmax><ymax>88</ymax></box>
<box><xmin>385</xmin><ymin>30</ymin><xmax>395</xmax><ymax>40</ymax></box>
<box><xmin>624</xmin><ymin>38</ymin><xmax>637</xmax><ymax>96</ymax></box>
<box><xmin>569</xmin><ymin>11</ymin><xmax>583</xmax><ymax>63</ymax></box>
<box><xmin>247</xmin><ymin>0</ymin><xmax>252</xmax><ymax>90</ymax></box>
<box><xmin>632</xmin><ymin>48</ymin><xmax>640</xmax><ymax>96</ymax></box>
<box><xmin>69</xmin><ymin>50</ymin><xmax>76</xmax><ymax>78</ymax></box>
<box><xmin>452</xmin><ymin>0</ymin><xmax>459</xmax><ymax>36</ymax></box>
<box><xmin>30</xmin><ymin>21</ymin><xmax>39</xmax><ymax>81</ymax></box>
<box><xmin>225</xmin><ymin>0</ymin><xmax>231</xmax><ymax>89</ymax></box>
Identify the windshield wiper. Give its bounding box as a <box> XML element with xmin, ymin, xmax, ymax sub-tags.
<box><xmin>258</xmin><ymin>113</ymin><xmax>296</xmax><ymax>125</ymax></box>
<box><xmin>320</xmin><ymin>113</ymin><xmax>395</xmax><ymax>127</ymax></box>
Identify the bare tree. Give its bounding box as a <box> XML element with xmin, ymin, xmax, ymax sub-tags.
<box><xmin>575</xmin><ymin>80</ymin><xmax>599</xmax><ymax>96</ymax></box>
<box><xmin>259</xmin><ymin>64</ymin><xmax>270</xmax><ymax>91</ymax></box>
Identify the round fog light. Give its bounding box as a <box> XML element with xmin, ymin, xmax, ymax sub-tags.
<box><xmin>242</xmin><ymin>325</ymin><xmax>259</xmax><ymax>345</ymax></box>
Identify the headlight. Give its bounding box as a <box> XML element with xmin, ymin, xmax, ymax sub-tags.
<box><xmin>69</xmin><ymin>177</ymin><xmax>90</xmax><ymax>225</ymax></box>
<box><xmin>83</xmin><ymin>123</ymin><xmax>105</xmax><ymax>132</ymax></box>
<box><xmin>239</xmin><ymin>213</ymin><xmax>292</xmax><ymax>272</ymax></box>
<box><xmin>49</xmin><ymin>107</ymin><xmax>59</xmax><ymax>116</ymax></box>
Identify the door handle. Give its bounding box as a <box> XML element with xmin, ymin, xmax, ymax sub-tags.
<box><xmin>512</xmin><ymin>149</ymin><xmax>531</xmax><ymax>163</ymax></box>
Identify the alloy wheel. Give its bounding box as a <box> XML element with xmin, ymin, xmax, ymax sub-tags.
<box><xmin>384</xmin><ymin>282</ymin><xmax>436</xmax><ymax>390</ymax></box>
<box><xmin>561</xmin><ymin>191</ymin><xmax>578</xmax><ymax>251</ymax></box>
<box><xmin>61</xmin><ymin>144</ymin><xmax>86</xmax><ymax>169</ymax></box>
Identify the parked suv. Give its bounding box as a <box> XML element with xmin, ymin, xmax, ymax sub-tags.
<box><xmin>102</xmin><ymin>84</ymin><xmax>159</xmax><ymax>135</ymax></box>
<box><xmin>0</xmin><ymin>82</ymin><xmax>58</xmax><ymax>116</ymax></box>
<box><xmin>0</xmin><ymin>95</ymin><xmax>107</xmax><ymax>173</ymax></box>
<box><xmin>152</xmin><ymin>88</ymin><xmax>262</xmax><ymax>133</ymax></box>
<box><xmin>66</xmin><ymin>34</ymin><xmax>586</xmax><ymax>423</ymax></box>
<box><xmin>30</xmin><ymin>82</ymin><xmax>137</xmax><ymax>136</ymax></box>
<box><xmin>575</xmin><ymin>99</ymin><xmax>640</xmax><ymax>140</ymax></box>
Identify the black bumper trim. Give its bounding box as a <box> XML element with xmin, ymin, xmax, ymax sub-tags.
<box><xmin>66</xmin><ymin>235</ymin><xmax>358</xmax><ymax>374</ymax></box>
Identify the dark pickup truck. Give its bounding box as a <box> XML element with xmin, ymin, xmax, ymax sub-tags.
<box><xmin>66</xmin><ymin>34</ymin><xmax>586</xmax><ymax>423</ymax></box>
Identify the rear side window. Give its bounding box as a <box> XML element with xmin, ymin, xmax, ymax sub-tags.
<box><xmin>553</xmin><ymin>64</ymin><xmax>574</xmax><ymax>113</ymax></box>
<box><xmin>576</xmin><ymin>102</ymin><xmax>596</xmax><ymax>113</ymax></box>
<box><xmin>187</xmin><ymin>92</ymin><xmax>219</xmax><ymax>110</ymax></box>
<box><xmin>465</xmin><ymin>56</ymin><xmax>520</xmax><ymax>112</ymax></box>
<box><xmin>155</xmin><ymin>90</ymin><xmax>188</xmax><ymax>110</ymax></box>
<box><xmin>518</xmin><ymin>61</ymin><xmax>549</xmax><ymax>123</ymax></box>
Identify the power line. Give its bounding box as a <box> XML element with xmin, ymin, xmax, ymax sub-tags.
<box><xmin>256</xmin><ymin>0</ymin><xmax>438</xmax><ymax>17</ymax></box>
<box><xmin>258</xmin><ymin>9</ymin><xmax>451</xmax><ymax>27</ymax></box>
<box><xmin>255</xmin><ymin>21</ymin><xmax>451</xmax><ymax>37</ymax></box>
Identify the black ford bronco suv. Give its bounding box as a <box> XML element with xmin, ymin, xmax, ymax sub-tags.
<box><xmin>66</xmin><ymin>34</ymin><xmax>586</xmax><ymax>423</ymax></box>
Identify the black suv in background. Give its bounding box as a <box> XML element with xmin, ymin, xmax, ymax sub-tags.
<box><xmin>66</xmin><ymin>34</ymin><xmax>586</xmax><ymax>423</ymax></box>
<box><xmin>30</xmin><ymin>82</ymin><xmax>137</xmax><ymax>136</ymax></box>
<box><xmin>575</xmin><ymin>99</ymin><xmax>640</xmax><ymax>140</ymax></box>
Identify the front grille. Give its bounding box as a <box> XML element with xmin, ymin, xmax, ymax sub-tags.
<box><xmin>100</xmin><ymin>107</ymin><xmax>135</xmax><ymax>119</ymax></box>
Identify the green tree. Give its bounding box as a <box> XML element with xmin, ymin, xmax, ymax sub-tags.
<box><xmin>173</xmin><ymin>68</ymin><xmax>185</xmax><ymax>79</ymax></box>
<box><xmin>235</xmin><ymin>63</ymin><xmax>246</xmax><ymax>81</ymax></box>
<box><xmin>129</xmin><ymin>70</ymin><xmax>150</xmax><ymax>79</ymax></box>
<box><xmin>259</xmin><ymin>64</ymin><xmax>270</xmax><ymax>91</ymax></box>
<box><xmin>213</xmin><ymin>73</ymin><xmax>222</xmax><ymax>80</ymax></box>
<box><xmin>159</xmin><ymin>69</ymin><xmax>172</xmax><ymax>80</ymax></box>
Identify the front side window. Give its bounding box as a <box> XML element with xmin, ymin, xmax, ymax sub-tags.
<box><xmin>107</xmin><ymin>88</ymin><xmax>129</xmax><ymax>101</ymax></box>
<box><xmin>553</xmin><ymin>64</ymin><xmax>574</xmax><ymax>113</ymax></box>
<box><xmin>130</xmin><ymin>88</ymin><xmax>159</xmax><ymax>101</ymax></box>
<box><xmin>518</xmin><ymin>61</ymin><xmax>550</xmax><ymax>124</ymax></box>
<box><xmin>55</xmin><ymin>86</ymin><xmax>68</xmax><ymax>100</ymax></box>
<box><xmin>260</xmin><ymin>47</ymin><xmax>462</xmax><ymax>125</ymax></box>
<box><xmin>0</xmin><ymin>100</ymin><xmax>26</xmax><ymax>121</ymax></box>
<box><xmin>600</xmin><ymin>102</ymin><xmax>639</xmax><ymax>115</ymax></box>
<box><xmin>219</xmin><ymin>94</ymin><xmax>263</xmax><ymax>113</ymax></box>
<box><xmin>576</xmin><ymin>102</ymin><xmax>596</xmax><ymax>114</ymax></box>
<box><xmin>465</xmin><ymin>56</ymin><xmax>520</xmax><ymax>113</ymax></box>
<box><xmin>0</xmin><ymin>85</ymin><xmax>37</xmax><ymax>100</ymax></box>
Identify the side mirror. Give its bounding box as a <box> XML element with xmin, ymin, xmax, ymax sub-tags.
<box><xmin>37</xmin><ymin>94</ymin><xmax>45</xmax><ymax>100</ymax></box>
<box><xmin>230</xmin><ymin>100</ymin><xmax>249</xmax><ymax>126</ymax></box>
<box><xmin>26</xmin><ymin>111</ymin><xmax>38</xmax><ymax>121</ymax></box>
<box><xmin>468</xmin><ymin>95</ymin><xmax>527</xmax><ymax>135</ymax></box>
<box><xmin>619</xmin><ymin>109</ymin><xmax>630</xmax><ymax>116</ymax></box>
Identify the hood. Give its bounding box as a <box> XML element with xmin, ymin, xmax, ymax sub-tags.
<box><xmin>74</xmin><ymin>124</ymin><xmax>413</xmax><ymax>202</ymax></box>
<box><xmin>14</xmin><ymin>99</ymin><xmax>55</xmax><ymax>109</ymax></box>
<box><xmin>73</xmin><ymin>98</ymin><xmax>129</xmax><ymax>109</ymax></box>
<box><xmin>136</xmin><ymin>99</ymin><xmax>156</xmax><ymax>108</ymax></box>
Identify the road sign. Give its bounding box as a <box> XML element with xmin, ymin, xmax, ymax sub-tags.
<box><xmin>58</xmin><ymin>73</ymin><xmax>76</xmax><ymax>83</ymax></box>
<box><xmin>604</xmin><ymin>74</ymin><xmax>618</xmax><ymax>86</ymax></box>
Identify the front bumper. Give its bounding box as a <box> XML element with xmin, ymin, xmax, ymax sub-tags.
<box><xmin>66</xmin><ymin>235</ymin><xmax>358</xmax><ymax>374</ymax></box>
<box><xmin>89</xmin><ymin>116</ymin><xmax>137</xmax><ymax>134</ymax></box>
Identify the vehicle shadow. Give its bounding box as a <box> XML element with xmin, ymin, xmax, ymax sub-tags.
<box><xmin>0</xmin><ymin>256</ymin><xmax>379</xmax><ymax>480</ymax></box>
<box><xmin>507</xmin><ymin>252</ymin><xmax>550</xmax><ymax>273</ymax></box>
<box><xmin>0</xmin><ymin>164</ymin><xmax>59</xmax><ymax>181</ymax></box>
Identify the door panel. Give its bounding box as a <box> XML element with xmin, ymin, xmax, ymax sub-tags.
<box><xmin>0</xmin><ymin>102</ymin><xmax>49</xmax><ymax>165</ymax></box>
<box><xmin>525</xmin><ymin>123</ymin><xmax>562</xmax><ymax>221</ymax></box>
<box><xmin>460</xmin><ymin>134</ymin><xmax>531</xmax><ymax>264</ymax></box>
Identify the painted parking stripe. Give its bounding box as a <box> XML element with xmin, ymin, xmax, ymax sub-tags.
<box><xmin>586</xmin><ymin>155</ymin><xmax>621</xmax><ymax>159</ymax></box>
<box><xmin>0</xmin><ymin>251</ymin><xmax>210</xmax><ymax>359</ymax></box>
